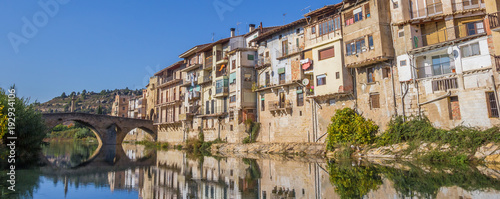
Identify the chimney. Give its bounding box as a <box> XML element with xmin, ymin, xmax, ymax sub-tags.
<box><xmin>230</xmin><ymin>28</ymin><xmax>235</xmax><ymax>37</ymax></box>
<box><xmin>249</xmin><ymin>24</ymin><xmax>256</xmax><ymax>32</ymax></box>
<box><xmin>260</xmin><ymin>22</ymin><xmax>263</xmax><ymax>32</ymax></box>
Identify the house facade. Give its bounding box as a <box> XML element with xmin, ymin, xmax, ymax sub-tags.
<box><xmin>392</xmin><ymin>0</ymin><xmax>498</xmax><ymax>128</ymax></box>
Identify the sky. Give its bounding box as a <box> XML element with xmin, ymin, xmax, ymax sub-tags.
<box><xmin>0</xmin><ymin>0</ymin><xmax>339</xmax><ymax>103</ymax></box>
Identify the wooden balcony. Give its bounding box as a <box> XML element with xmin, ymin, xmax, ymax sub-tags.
<box><xmin>432</xmin><ymin>77</ymin><xmax>458</xmax><ymax>92</ymax></box>
<box><xmin>489</xmin><ymin>12</ymin><xmax>500</xmax><ymax>32</ymax></box>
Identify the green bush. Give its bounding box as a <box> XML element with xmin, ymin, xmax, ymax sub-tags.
<box><xmin>0</xmin><ymin>87</ymin><xmax>47</xmax><ymax>168</ymax></box>
<box><xmin>326</xmin><ymin>108</ymin><xmax>378</xmax><ymax>151</ymax></box>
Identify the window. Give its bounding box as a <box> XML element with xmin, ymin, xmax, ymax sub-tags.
<box><xmin>487</xmin><ymin>92</ymin><xmax>499</xmax><ymax>118</ymax></box>
<box><xmin>229</xmin><ymin>111</ymin><xmax>234</xmax><ymax>121</ymax></box>
<box><xmin>279</xmin><ymin>73</ymin><xmax>286</xmax><ymax>84</ymax></box>
<box><xmin>368</xmin><ymin>35</ymin><xmax>374</xmax><ymax>49</ymax></box>
<box><xmin>247</xmin><ymin>54</ymin><xmax>254</xmax><ymax>60</ymax></box>
<box><xmin>448</xmin><ymin>96</ymin><xmax>461</xmax><ymax>120</ymax></box>
<box><xmin>122</xmin><ymin>107</ymin><xmax>125</xmax><ymax>110</ymax></box>
<box><xmin>370</xmin><ymin>93</ymin><xmax>380</xmax><ymax>109</ymax></box>
<box><xmin>317</xmin><ymin>74</ymin><xmax>326</xmax><ymax>86</ymax></box>
<box><xmin>265</xmin><ymin>51</ymin><xmax>269</xmax><ymax>57</ymax></box>
<box><xmin>466</xmin><ymin>21</ymin><xmax>485</xmax><ymax>36</ymax></box>
<box><xmin>232</xmin><ymin>60</ymin><xmax>236</xmax><ymax>69</ymax></box>
<box><xmin>367</xmin><ymin>68</ymin><xmax>375</xmax><ymax>83</ymax></box>
<box><xmin>400</xmin><ymin>60</ymin><xmax>407</xmax><ymax>66</ymax></box>
<box><xmin>296</xmin><ymin>28</ymin><xmax>300</xmax><ymax>34</ymax></box>
<box><xmin>265</xmin><ymin>72</ymin><xmax>270</xmax><ymax>86</ymax></box>
<box><xmin>354</xmin><ymin>7</ymin><xmax>363</xmax><ymax>22</ymax></box>
<box><xmin>382</xmin><ymin>68</ymin><xmax>390</xmax><ymax>79</ymax></box>
<box><xmin>230</xmin><ymin>95</ymin><xmax>236</xmax><ymax>103</ymax></box>
<box><xmin>461</xmin><ymin>42</ymin><xmax>480</xmax><ymax>58</ymax></box>
<box><xmin>393</xmin><ymin>1</ymin><xmax>399</xmax><ymax>9</ymax></box>
<box><xmin>206</xmin><ymin>100</ymin><xmax>210</xmax><ymax>114</ymax></box>
<box><xmin>346</xmin><ymin>38</ymin><xmax>366</xmax><ymax>56</ymax></box>
<box><xmin>365</xmin><ymin>3</ymin><xmax>370</xmax><ymax>18</ymax></box>
<box><xmin>230</xmin><ymin>125</ymin><xmax>233</xmax><ymax>131</ymax></box>
<box><xmin>336</xmin><ymin>72</ymin><xmax>340</xmax><ymax>79</ymax></box>
<box><xmin>318</xmin><ymin>17</ymin><xmax>340</xmax><ymax>36</ymax></box>
<box><xmin>431</xmin><ymin>55</ymin><xmax>451</xmax><ymax>76</ymax></box>
<box><xmin>311</xmin><ymin>26</ymin><xmax>316</xmax><ymax>34</ymax></box>
<box><xmin>319</xmin><ymin>47</ymin><xmax>334</xmax><ymax>60</ymax></box>
<box><xmin>297</xmin><ymin>92</ymin><xmax>304</xmax><ymax>106</ymax></box>
<box><xmin>261</xmin><ymin>98</ymin><xmax>265</xmax><ymax>111</ymax></box>
<box><xmin>282</xmin><ymin>40</ymin><xmax>289</xmax><ymax>56</ymax></box>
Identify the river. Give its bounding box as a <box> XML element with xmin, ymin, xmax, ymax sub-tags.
<box><xmin>10</xmin><ymin>141</ymin><xmax>500</xmax><ymax>199</ymax></box>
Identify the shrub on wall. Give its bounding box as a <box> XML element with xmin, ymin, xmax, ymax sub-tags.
<box><xmin>326</xmin><ymin>108</ymin><xmax>378</xmax><ymax>151</ymax></box>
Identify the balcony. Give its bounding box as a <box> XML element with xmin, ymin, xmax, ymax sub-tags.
<box><xmin>431</xmin><ymin>77</ymin><xmax>459</xmax><ymax>92</ymax></box>
<box><xmin>201</xmin><ymin>105</ymin><xmax>227</xmax><ymax>117</ymax></box>
<box><xmin>277</xmin><ymin>46</ymin><xmax>303</xmax><ymax>60</ymax></box>
<box><xmin>489</xmin><ymin>12</ymin><xmax>500</xmax><ymax>32</ymax></box>
<box><xmin>410</xmin><ymin>2</ymin><xmax>443</xmax><ymax>20</ymax></box>
<box><xmin>216</xmin><ymin>68</ymin><xmax>228</xmax><ymax>78</ymax></box>
<box><xmin>181</xmin><ymin>63</ymin><xmax>202</xmax><ymax>72</ymax></box>
<box><xmin>215</xmin><ymin>87</ymin><xmax>229</xmax><ymax>97</ymax></box>
<box><xmin>215</xmin><ymin>51</ymin><xmax>228</xmax><ymax>65</ymax></box>
<box><xmin>417</xmin><ymin>61</ymin><xmax>454</xmax><ymax>79</ymax></box>
<box><xmin>268</xmin><ymin>100</ymin><xmax>292</xmax><ymax>113</ymax></box>
<box><xmin>158</xmin><ymin>76</ymin><xmax>182</xmax><ymax>88</ymax></box>
<box><xmin>198</xmin><ymin>75</ymin><xmax>212</xmax><ymax>84</ymax></box>
<box><xmin>204</xmin><ymin>56</ymin><xmax>213</xmax><ymax>70</ymax></box>
<box><xmin>257</xmin><ymin>57</ymin><xmax>271</xmax><ymax>68</ymax></box>
<box><xmin>180</xmin><ymin>75</ymin><xmax>198</xmax><ymax>87</ymax></box>
<box><xmin>187</xmin><ymin>91</ymin><xmax>200</xmax><ymax>102</ymax></box>
<box><xmin>452</xmin><ymin>0</ymin><xmax>485</xmax><ymax>12</ymax></box>
<box><xmin>411</xmin><ymin>22</ymin><xmax>485</xmax><ymax>52</ymax></box>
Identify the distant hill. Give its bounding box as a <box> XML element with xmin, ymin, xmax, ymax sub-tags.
<box><xmin>34</xmin><ymin>88</ymin><xmax>142</xmax><ymax>115</ymax></box>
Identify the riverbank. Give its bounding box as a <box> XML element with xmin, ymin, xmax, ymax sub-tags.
<box><xmin>326</xmin><ymin>142</ymin><xmax>500</xmax><ymax>164</ymax></box>
<box><xmin>211</xmin><ymin>142</ymin><xmax>325</xmax><ymax>156</ymax></box>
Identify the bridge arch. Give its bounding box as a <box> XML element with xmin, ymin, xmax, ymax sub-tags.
<box><xmin>42</xmin><ymin>113</ymin><xmax>157</xmax><ymax>145</ymax></box>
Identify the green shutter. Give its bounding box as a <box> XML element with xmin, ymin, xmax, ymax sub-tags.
<box><xmin>229</xmin><ymin>72</ymin><xmax>236</xmax><ymax>83</ymax></box>
<box><xmin>278</xmin><ymin>68</ymin><xmax>285</xmax><ymax>74</ymax></box>
<box><xmin>296</xmin><ymin>90</ymin><xmax>303</xmax><ymax>94</ymax></box>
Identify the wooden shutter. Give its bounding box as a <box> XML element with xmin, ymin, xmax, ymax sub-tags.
<box><xmin>319</xmin><ymin>47</ymin><xmax>335</xmax><ymax>60</ymax></box>
<box><xmin>365</xmin><ymin>3</ymin><xmax>370</xmax><ymax>18</ymax></box>
<box><xmin>370</xmin><ymin>94</ymin><xmax>380</xmax><ymax>109</ymax></box>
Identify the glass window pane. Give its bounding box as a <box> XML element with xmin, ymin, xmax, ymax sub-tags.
<box><xmin>471</xmin><ymin>43</ymin><xmax>480</xmax><ymax>56</ymax></box>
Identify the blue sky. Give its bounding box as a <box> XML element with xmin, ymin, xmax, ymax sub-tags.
<box><xmin>0</xmin><ymin>0</ymin><xmax>337</xmax><ymax>103</ymax></box>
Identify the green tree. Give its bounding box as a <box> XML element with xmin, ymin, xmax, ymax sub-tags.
<box><xmin>97</xmin><ymin>105</ymin><xmax>103</xmax><ymax>114</ymax></box>
<box><xmin>61</xmin><ymin>92</ymin><xmax>67</xmax><ymax>98</ymax></box>
<box><xmin>70</xmin><ymin>91</ymin><xmax>76</xmax><ymax>97</ymax></box>
<box><xmin>326</xmin><ymin>108</ymin><xmax>378</xmax><ymax>151</ymax></box>
<box><xmin>81</xmin><ymin>89</ymin><xmax>87</xmax><ymax>95</ymax></box>
<box><xmin>0</xmin><ymin>87</ymin><xmax>47</xmax><ymax>168</ymax></box>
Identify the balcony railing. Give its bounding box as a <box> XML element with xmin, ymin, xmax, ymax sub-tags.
<box><xmin>268</xmin><ymin>100</ymin><xmax>292</xmax><ymax>112</ymax></box>
<box><xmin>417</xmin><ymin>62</ymin><xmax>453</xmax><ymax>78</ymax></box>
<box><xmin>279</xmin><ymin>46</ymin><xmax>302</xmax><ymax>58</ymax></box>
<box><xmin>215</xmin><ymin>87</ymin><xmax>229</xmax><ymax>95</ymax></box>
<box><xmin>257</xmin><ymin>57</ymin><xmax>271</xmax><ymax>67</ymax></box>
<box><xmin>203</xmin><ymin>105</ymin><xmax>227</xmax><ymax>115</ymax></box>
<box><xmin>204</xmin><ymin>56</ymin><xmax>213</xmax><ymax>69</ymax></box>
<box><xmin>187</xmin><ymin>91</ymin><xmax>200</xmax><ymax>101</ymax></box>
<box><xmin>489</xmin><ymin>12</ymin><xmax>500</xmax><ymax>30</ymax></box>
<box><xmin>410</xmin><ymin>2</ymin><xmax>443</xmax><ymax>19</ymax></box>
<box><xmin>432</xmin><ymin>77</ymin><xmax>458</xmax><ymax>92</ymax></box>
<box><xmin>216</xmin><ymin>51</ymin><xmax>223</xmax><ymax>62</ymax></box>
<box><xmin>216</xmin><ymin>69</ymin><xmax>228</xmax><ymax>77</ymax></box>
<box><xmin>452</xmin><ymin>0</ymin><xmax>484</xmax><ymax>12</ymax></box>
<box><xmin>413</xmin><ymin>22</ymin><xmax>485</xmax><ymax>48</ymax></box>
<box><xmin>199</xmin><ymin>75</ymin><xmax>212</xmax><ymax>84</ymax></box>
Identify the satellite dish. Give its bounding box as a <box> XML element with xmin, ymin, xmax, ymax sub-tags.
<box><xmin>302</xmin><ymin>78</ymin><xmax>310</xmax><ymax>86</ymax></box>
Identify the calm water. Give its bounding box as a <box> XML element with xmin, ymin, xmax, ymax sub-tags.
<box><xmin>9</xmin><ymin>141</ymin><xmax>500</xmax><ymax>199</ymax></box>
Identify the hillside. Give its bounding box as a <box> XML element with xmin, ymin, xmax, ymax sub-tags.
<box><xmin>34</xmin><ymin>88</ymin><xmax>142</xmax><ymax>115</ymax></box>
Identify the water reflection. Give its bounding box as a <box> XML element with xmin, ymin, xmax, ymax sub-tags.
<box><xmin>42</xmin><ymin>140</ymin><xmax>99</xmax><ymax>168</ymax></box>
<box><xmin>19</xmin><ymin>141</ymin><xmax>500</xmax><ymax>199</ymax></box>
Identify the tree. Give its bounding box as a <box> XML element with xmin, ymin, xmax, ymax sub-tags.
<box><xmin>77</xmin><ymin>92</ymin><xmax>80</xmax><ymax>96</ymax></box>
<box><xmin>61</xmin><ymin>92</ymin><xmax>67</xmax><ymax>98</ymax></box>
<box><xmin>0</xmin><ymin>87</ymin><xmax>47</xmax><ymax>168</ymax></box>
<box><xmin>97</xmin><ymin>105</ymin><xmax>103</xmax><ymax>114</ymax></box>
<box><xmin>70</xmin><ymin>91</ymin><xmax>76</xmax><ymax>97</ymax></box>
<box><xmin>82</xmin><ymin>89</ymin><xmax>87</xmax><ymax>95</ymax></box>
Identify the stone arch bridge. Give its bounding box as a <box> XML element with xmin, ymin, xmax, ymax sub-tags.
<box><xmin>43</xmin><ymin>113</ymin><xmax>157</xmax><ymax>145</ymax></box>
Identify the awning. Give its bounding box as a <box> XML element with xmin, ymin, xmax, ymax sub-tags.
<box><xmin>296</xmin><ymin>90</ymin><xmax>303</xmax><ymax>94</ymax></box>
<box><xmin>301</xmin><ymin>58</ymin><xmax>312</xmax><ymax>70</ymax></box>
<box><xmin>278</xmin><ymin>68</ymin><xmax>285</xmax><ymax>74</ymax></box>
